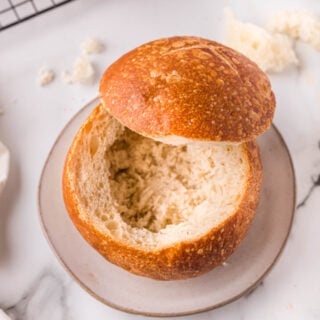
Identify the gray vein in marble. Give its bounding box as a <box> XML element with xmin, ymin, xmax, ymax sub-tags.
<box><xmin>297</xmin><ymin>141</ymin><xmax>320</xmax><ymax>209</ymax></box>
<box><xmin>297</xmin><ymin>173</ymin><xmax>320</xmax><ymax>209</ymax></box>
<box><xmin>2</xmin><ymin>269</ymin><xmax>71</xmax><ymax>320</ymax></box>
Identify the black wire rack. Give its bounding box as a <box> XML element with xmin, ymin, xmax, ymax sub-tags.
<box><xmin>0</xmin><ymin>0</ymin><xmax>75</xmax><ymax>31</ymax></box>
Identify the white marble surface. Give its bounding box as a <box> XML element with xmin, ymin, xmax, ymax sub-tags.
<box><xmin>0</xmin><ymin>0</ymin><xmax>319</xmax><ymax>319</ymax></box>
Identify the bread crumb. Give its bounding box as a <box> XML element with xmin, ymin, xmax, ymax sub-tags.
<box><xmin>0</xmin><ymin>109</ymin><xmax>4</xmax><ymax>116</ymax></box>
<box><xmin>62</xmin><ymin>71</ymin><xmax>73</xmax><ymax>84</ymax></box>
<box><xmin>63</xmin><ymin>56</ymin><xmax>96</xmax><ymax>84</ymax></box>
<box><xmin>72</xmin><ymin>56</ymin><xmax>95</xmax><ymax>83</ymax></box>
<box><xmin>222</xmin><ymin>261</ymin><xmax>229</xmax><ymax>267</ymax></box>
<box><xmin>268</xmin><ymin>10</ymin><xmax>320</xmax><ymax>50</ymax></box>
<box><xmin>82</xmin><ymin>37</ymin><xmax>104</xmax><ymax>54</ymax></box>
<box><xmin>287</xmin><ymin>303</ymin><xmax>294</xmax><ymax>310</ymax></box>
<box><xmin>37</xmin><ymin>67</ymin><xmax>55</xmax><ymax>86</ymax></box>
<box><xmin>224</xmin><ymin>8</ymin><xmax>299</xmax><ymax>72</ymax></box>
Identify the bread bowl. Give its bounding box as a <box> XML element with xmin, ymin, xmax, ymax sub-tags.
<box><xmin>63</xmin><ymin>36</ymin><xmax>275</xmax><ymax>280</ymax></box>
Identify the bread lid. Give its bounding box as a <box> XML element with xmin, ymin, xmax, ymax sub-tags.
<box><xmin>99</xmin><ymin>36</ymin><xmax>275</xmax><ymax>144</ymax></box>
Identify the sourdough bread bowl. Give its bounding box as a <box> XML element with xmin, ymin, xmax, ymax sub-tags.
<box><xmin>63</xmin><ymin>36</ymin><xmax>275</xmax><ymax>280</ymax></box>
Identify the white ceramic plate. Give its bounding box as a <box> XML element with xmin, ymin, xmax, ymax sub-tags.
<box><xmin>38</xmin><ymin>98</ymin><xmax>296</xmax><ymax>317</ymax></box>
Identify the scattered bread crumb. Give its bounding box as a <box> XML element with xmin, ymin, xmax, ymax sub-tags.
<box><xmin>38</xmin><ymin>36</ymin><xmax>103</xmax><ymax>87</ymax></box>
<box><xmin>37</xmin><ymin>67</ymin><xmax>55</xmax><ymax>86</ymax></box>
<box><xmin>268</xmin><ymin>10</ymin><xmax>320</xmax><ymax>50</ymax></box>
<box><xmin>222</xmin><ymin>261</ymin><xmax>229</xmax><ymax>267</ymax></box>
<box><xmin>82</xmin><ymin>37</ymin><xmax>104</xmax><ymax>54</ymax></box>
<box><xmin>224</xmin><ymin>8</ymin><xmax>299</xmax><ymax>72</ymax></box>
<box><xmin>0</xmin><ymin>109</ymin><xmax>4</xmax><ymax>116</ymax></box>
<box><xmin>62</xmin><ymin>71</ymin><xmax>73</xmax><ymax>84</ymax></box>
<box><xmin>287</xmin><ymin>303</ymin><xmax>294</xmax><ymax>310</ymax></box>
<box><xmin>63</xmin><ymin>56</ymin><xmax>96</xmax><ymax>84</ymax></box>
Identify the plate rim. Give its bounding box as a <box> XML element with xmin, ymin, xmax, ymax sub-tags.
<box><xmin>38</xmin><ymin>97</ymin><xmax>297</xmax><ymax>317</ymax></box>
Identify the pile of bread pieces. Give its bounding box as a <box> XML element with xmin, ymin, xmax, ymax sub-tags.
<box><xmin>63</xmin><ymin>36</ymin><xmax>275</xmax><ymax>280</ymax></box>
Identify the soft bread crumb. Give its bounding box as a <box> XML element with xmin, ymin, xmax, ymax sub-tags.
<box><xmin>287</xmin><ymin>303</ymin><xmax>294</xmax><ymax>310</ymax></box>
<box><xmin>82</xmin><ymin>37</ymin><xmax>104</xmax><ymax>54</ymax></box>
<box><xmin>63</xmin><ymin>56</ymin><xmax>96</xmax><ymax>84</ymax></box>
<box><xmin>0</xmin><ymin>108</ymin><xmax>4</xmax><ymax>116</ymax></box>
<box><xmin>71</xmin><ymin>111</ymin><xmax>248</xmax><ymax>249</ymax></box>
<box><xmin>62</xmin><ymin>71</ymin><xmax>73</xmax><ymax>84</ymax></box>
<box><xmin>224</xmin><ymin>8</ymin><xmax>299</xmax><ymax>72</ymax></box>
<box><xmin>268</xmin><ymin>10</ymin><xmax>320</xmax><ymax>50</ymax></box>
<box><xmin>37</xmin><ymin>67</ymin><xmax>55</xmax><ymax>86</ymax></box>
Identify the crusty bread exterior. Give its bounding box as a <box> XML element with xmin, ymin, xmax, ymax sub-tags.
<box><xmin>63</xmin><ymin>104</ymin><xmax>262</xmax><ymax>280</ymax></box>
<box><xmin>99</xmin><ymin>36</ymin><xmax>275</xmax><ymax>143</ymax></box>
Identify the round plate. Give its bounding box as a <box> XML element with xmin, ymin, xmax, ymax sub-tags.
<box><xmin>38</xmin><ymin>98</ymin><xmax>296</xmax><ymax>317</ymax></box>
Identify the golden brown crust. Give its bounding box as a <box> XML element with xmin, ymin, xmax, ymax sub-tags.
<box><xmin>63</xmin><ymin>105</ymin><xmax>262</xmax><ymax>280</ymax></box>
<box><xmin>99</xmin><ymin>36</ymin><xmax>275</xmax><ymax>143</ymax></box>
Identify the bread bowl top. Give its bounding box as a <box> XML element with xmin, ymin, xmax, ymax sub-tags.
<box><xmin>99</xmin><ymin>36</ymin><xmax>275</xmax><ymax>144</ymax></box>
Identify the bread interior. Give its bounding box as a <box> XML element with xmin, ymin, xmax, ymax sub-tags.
<box><xmin>73</xmin><ymin>110</ymin><xmax>248</xmax><ymax>250</ymax></box>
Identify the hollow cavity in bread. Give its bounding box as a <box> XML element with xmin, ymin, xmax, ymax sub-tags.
<box><xmin>70</xmin><ymin>107</ymin><xmax>248</xmax><ymax>250</ymax></box>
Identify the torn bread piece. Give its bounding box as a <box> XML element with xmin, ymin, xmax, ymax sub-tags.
<box><xmin>268</xmin><ymin>9</ymin><xmax>320</xmax><ymax>50</ymax></box>
<box><xmin>224</xmin><ymin>8</ymin><xmax>298</xmax><ymax>72</ymax></box>
<box><xmin>37</xmin><ymin>67</ymin><xmax>55</xmax><ymax>86</ymax></box>
<box><xmin>63</xmin><ymin>56</ymin><xmax>96</xmax><ymax>84</ymax></box>
<box><xmin>82</xmin><ymin>37</ymin><xmax>104</xmax><ymax>54</ymax></box>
